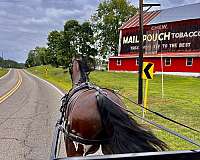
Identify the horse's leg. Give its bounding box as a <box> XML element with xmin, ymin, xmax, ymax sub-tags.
<box><xmin>65</xmin><ymin>138</ymin><xmax>84</xmax><ymax>157</ymax></box>
<box><xmin>65</xmin><ymin>138</ymin><xmax>101</xmax><ymax>156</ymax></box>
<box><xmin>101</xmin><ymin>144</ymin><xmax>113</xmax><ymax>154</ymax></box>
<box><xmin>84</xmin><ymin>144</ymin><xmax>101</xmax><ymax>155</ymax></box>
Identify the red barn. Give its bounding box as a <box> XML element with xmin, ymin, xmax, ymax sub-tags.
<box><xmin>109</xmin><ymin>3</ymin><xmax>200</xmax><ymax>76</ymax></box>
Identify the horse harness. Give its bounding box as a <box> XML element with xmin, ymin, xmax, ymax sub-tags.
<box><xmin>58</xmin><ymin>82</ymin><xmax>110</xmax><ymax>145</ymax></box>
<box><xmin>53</xmin><ymin>82</ymin><xmax>200</xmax><ymax>157</ymax></box>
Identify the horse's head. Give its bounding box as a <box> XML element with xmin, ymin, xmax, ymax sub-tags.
<box><xmin>69</xmin><ymin>57</ymin><xmax>90</xmax><ymax>87</ymax></box>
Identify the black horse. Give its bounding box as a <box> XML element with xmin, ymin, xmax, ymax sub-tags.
<box><xmin>63</xmin><ymin>58</ymin><xmax>167</xmax><ymax>157</ymax></box>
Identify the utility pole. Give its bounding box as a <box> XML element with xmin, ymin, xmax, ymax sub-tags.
<box><xmin>1</xmin><ymin>52</ymin><xmax>4</xmax><ymax>68</ymax></box>
<box><xmin>138</xmin><ymin>0</ymin><xmax>144</xmax><ymax>104</ymax></box>
<box><xmin>138</xmin><ymin>1</ymin><xmax>160</xmax><ymax>104</ymax></box>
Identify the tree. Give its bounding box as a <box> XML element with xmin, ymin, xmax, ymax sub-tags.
<box><xmin>64</xmin><ymin>20</ymin><xmax>97</xmax><ymax>67</ymax></box>
<box><xmin>64</xmin><ymin>19</ymin><xmax>81</xmax><ymax>58</ymax></box>
<box><xmin>47</xmin><ymin>31</ymin><xmax>64</xmax><ymax>67</ymax></box>
<box><xmin>35</xmin><ymin>47</ymin><xmax>48</xmax><ymax>65</ymax></box>
<box><xmin>0</xmin><ymin>57</ymin><xmax>24</xmax><ymax>68</ymax></box>
<box><xmin>47</xmin><ymin>29</ymin><xmax>77</xmax><ymax>68</ymax></box>
<box><xmin>26</xmin><ymin>20</ymin><xmax>98</xmax><ymax>68</ymax></box>
<box><xmin>91</xmin><ymin>0</ymin><xmax>137</xmax><ymax>56</ymax></box>
<box><xmin>25</xmin><ymin>47</ymin><xmax>48</xmax><ymax>67</ymax></box>
<box><xmin>3</xmin><ymin>59</ymin><xmax>24</xmax><ymax>68</ymax></box>
<box><xmin>25</xmin><ymin>50</ymin><xmax>36</xmax><ymax>67</ymax></box>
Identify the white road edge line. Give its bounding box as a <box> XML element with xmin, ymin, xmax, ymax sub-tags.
<box><xmin>0</xmin><ymin>68</ymin><xmax>11</xmax><ymax>80</ymax></box>
<box><xmin>23</xmin><ymin>69</ymin><xmax>65</xmax><ymax>96</ymax></box>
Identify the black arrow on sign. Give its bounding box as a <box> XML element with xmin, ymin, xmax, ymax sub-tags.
<box><xmin>144</xmin><ymin>63</ymin><xmax>153</xmax><ymax>79</ymax></box>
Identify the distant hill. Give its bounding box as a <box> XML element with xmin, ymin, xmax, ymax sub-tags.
<box><xmin>0</xmin><ymin>57</ymin><xmax>25</xmax><ymax>69</ymax></box>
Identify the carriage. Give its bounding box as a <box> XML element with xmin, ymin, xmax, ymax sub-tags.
<box><xmin>50</xmin><ymin>58</ymin><xmax>200</xmax><ymax>160</ymax></box>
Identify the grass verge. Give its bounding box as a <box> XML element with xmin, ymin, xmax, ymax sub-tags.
<box><xmin>0</xmin><ymin>68</ymin><xmax>8</xmax><ymax>78</ymax></box>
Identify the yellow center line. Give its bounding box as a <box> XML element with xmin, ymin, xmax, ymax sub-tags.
<box><xmin>0</xmin><ymin>70</ymin><xmax>23</xmax><ymax>104</ymax></box>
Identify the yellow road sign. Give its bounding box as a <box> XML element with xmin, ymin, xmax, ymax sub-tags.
<box><xmin>142</xmin><ymin>62</ymin><xmax>154</xmax><ymax>79</ymax></box>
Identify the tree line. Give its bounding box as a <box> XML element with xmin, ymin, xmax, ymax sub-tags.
<box><xmin>0</xmin><ymin>57</ymin><xmax>25</xmax><ymax>69</ymax></box>
<box><xmin>25</xmin><ymin>0</ymin><xmax>137</xmax><ymax>68</ymax></box>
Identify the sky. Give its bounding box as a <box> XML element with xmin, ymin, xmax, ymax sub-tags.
<box><xmin>0</xmin><ymin>0</ymin><xmax>200</xmax><ymax>63</ymax></box>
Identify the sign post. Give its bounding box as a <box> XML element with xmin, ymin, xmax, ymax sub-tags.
<box><xmin>142</xmin><ymin>62</ymin><xmax>154</xmax><ymax>118</ymax></box>
<box><xmin>45</xmin><ymin>67</ymin><xmax>48</xmax><ymax>76</ymax></box>
<box><xmin>144</xmin><ymin>79</ymin><xmax>149</xmax><ymax>114</ymax></box>
<box><xmin>138</xmin><ymin>0</ymin><xmax>144</xmax><ymax>105</ymax></box>
<box><xmin>138</xmin><ymin>1</ymin><xmax>160</xmax><ymax>105</ymax></box>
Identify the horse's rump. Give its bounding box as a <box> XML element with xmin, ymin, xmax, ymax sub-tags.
<box><xmin>68</xmin><ymin>89</ymin><xmax>102</xmax><ymax>138</ymax></box>
<box><xmin>67</xmin><ymin>88</ymin><xmax>123</xmax><ymax>139</ymax></box>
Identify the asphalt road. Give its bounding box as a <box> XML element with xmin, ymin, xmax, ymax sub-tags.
<box><xmin>0</xmin><ymin>69</ymin><xmax>65</xmax><ymax>160</ymax></box>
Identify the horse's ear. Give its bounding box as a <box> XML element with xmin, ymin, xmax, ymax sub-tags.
<box><xmin>75</xmin><ymin>60</ymin><xmax>80</xmax><ymax>72</ymax></box>
<box><xmin>81</xmin><ymin>57</ymin><xmax>90</xmax><ymax>73</ymax></box>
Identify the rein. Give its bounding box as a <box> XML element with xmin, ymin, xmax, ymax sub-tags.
<box><xmin>98</xmin><ymin>91</ymin><xmax>200</xmax><ymax>147</ymax></box>
<box><xmin>60</xmin><ymin>82</ymin><xmax>200</xmax><ymax>147</ymax></box>
<box><xmin>116</xmin><ymin>92</ymin><xmax>200</xmax><ymax>134</ymax></box>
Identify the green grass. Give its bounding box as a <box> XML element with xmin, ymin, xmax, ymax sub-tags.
<box><xmin>0</xmin><ymin>68</ymin><xmax>8</xmax><ymax>78</ymax></box>
<box><xmin>27</xmin><ymin>65</ymin><xmax>200</xmax><ymax>150</ymax></box>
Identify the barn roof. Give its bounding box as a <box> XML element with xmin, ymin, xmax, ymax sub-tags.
<box><xmin>119</xmin><ymin>10</ymin><xmax>160</xmax><ymax>29</ymax></box>
<box><xmin>120</xmin><ymin>3</ymin><xmax>200</xmax><ymax>30</ymax></box>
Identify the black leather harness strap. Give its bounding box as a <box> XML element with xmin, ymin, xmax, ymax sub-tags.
<box><xmin>58</xmin><ymin>125</ymin><xmax>109</xmax><ymax>145</ymax></box>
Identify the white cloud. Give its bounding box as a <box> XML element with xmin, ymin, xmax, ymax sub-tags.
<box><xmin>17</xmin><ymin>27</ymin><xmax>38</xmax><ymax>34</ymax></box>
<box><xmin>45</xmin><ymin>8</ymin><xmax>81</xmax><ymax>18</ymax></box>
<box><xmin>0</xmin><ymin>10</ymin><xmax>6</xmax><ymax>16</ymax></box>
<box><xmin>184</xmin><ymin>0</ymin><xmax>200</xmax><ymax>5</ymax></box>
<box><xmin>23</xmin><ymin>17</ymin><xmax>50</xmax><ymax>25</ymax></box>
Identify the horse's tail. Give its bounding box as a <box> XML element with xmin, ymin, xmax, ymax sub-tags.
<box><xmin>96</xmin><ymin>93</ymin><xmax>168</xmax><ymax>154</ymax></box>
